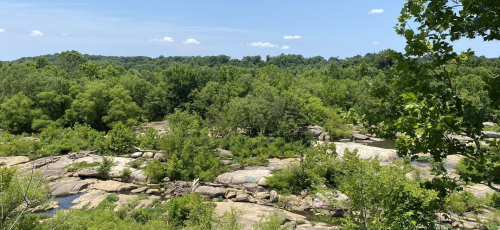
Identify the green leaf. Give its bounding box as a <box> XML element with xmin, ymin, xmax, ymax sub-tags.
<box><xmin>403</xmin><ymin>93</ymin><xmax>417</xmax><ymax>103</ymax></box>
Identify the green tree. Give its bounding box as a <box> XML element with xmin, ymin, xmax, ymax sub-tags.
<box><xmin>55</xmin><ymin>50</ymin><xmax>88</xmax><ymax>76</ymax></box>
<box><xmin>0</xmin><ymin>93</ymin><xmax>39</xmax><ymax>132</ymax></box>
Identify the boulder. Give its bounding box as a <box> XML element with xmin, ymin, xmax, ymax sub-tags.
<box><xmin>32</xmin><ymin>201</ymin><xmax>59</xmax><ymax>213</ymax></box>
<box><xmin>91</xmin><ymin>180</ymin><xmax>126</xmax><ymax>192</ymax></box>
<box><xmin>117</xmin><ymin>183</ymin><xmax>138</xmax><ymax>192</ymax></box>
<box><xmin>225</xmin><ymin>191</ymin><xmax>237</xmax><ymax>199</ymax></box>
<box><xmin>146</xmin><ymin>189</ymin><xmax>159</xmax><ymax>194</ymax></box>
<box><xmin>352</xmin><ymin>133</ymin><xmax>370</xmax><ymax>140</ymax></box>
<box><xmin>483</xmin><ymin>131</ymin><xmax>500</xmax><ymax>138</ymax></box>
<box><xmin>243</xmin><ymin>183</ymin><xmax>258</xmax><ymax>193</ymax></box>
<box><xmin>131</xmin><ymin>187</ymin><xmax>147</xmax><ymax>194</ymax></box>
<box><xmin>129</xmin><ymin>170</ymin><xmax>148</xmax><ymax>184</ymax></box>
<box><xmin>333</xmin><ymin>142</ymin><xmax>398</xmax><ymax>163</ymax></box>
<box><xmin>230</xmin><ymin>163</ymin><xmax>241</xmax><ymax>169</ymax></box>
<box><xmin>78</xmin><ymin>168</ymin><xmax>100</xmax><ymax>177</ymax></box>
<box><xmin>257</xmin><ymin>177</ymin><xmax>268</xmax><ymax>186</ymax></box>
<box><xmin>255</xmin><ymin>192</ymin><xmax>270</xmax><ymax>200</ymax></box>
<box><xmin>483</xmin><ymin>122</ymin><xmax>495</xmax><ymax>127</ymax></box>
<box><xmin>194</xmin><ymin>186</ymin><xmax>226</xmax><ymax>198</ymax></box>
<box><xmin>216</xmin><ymin>169</ymin><xmax>271</xmax><ymax>185</ymax></box>
<box><xmin>270</xmin><ymin>190</ymin><xmax>279</xmax><ymax>203</ymax></box>
<box><xmin>50</xmin><ymin>180</ymin><xmax>89</xmax><ymax>197</ymax></box>
<box><xmin>130</xmin><ymin>152</ymin><xmax>143</xmax><ymax>158</ymax></box>
<box><xmin>106</xmin><ymin>166</ymin><xmax>128</xmax><ymax>179</ymax></box>
<box><xmin>234</xmin><ymin>194</ymin><xmax>251</xmax><ymax>202</ymax></box>
<box><xmin>218</xmin><ymin>148</ymin><xmax>233</xmax><ymax>156</ymax></box>
<box><xmin>310</xmin><ymin>129</ymin><xmax>322</xmax><ymax>137</ymax></box>
<box><xmin>318</xmin><ymin>132</ymin><xmax>327</xmax><ymax>141</ymax></box>
<box><xmin>324</xmin><ymin>134</ymin><xmax>331</xmax><ymax>141</ymax></box>
<box><xmin>221</xmin><ymin>160</ymin><xmax>232</xmax><ymax>165</ymax></box>
<box><xmin>153</xmin><ymin>153</ymin><xmax>165</xmax><ymax>161</ymax></box>
<box><xmin>143</xmin><ymin>152</ymin><xmax>154</xmax><ymax>158</ymax></box>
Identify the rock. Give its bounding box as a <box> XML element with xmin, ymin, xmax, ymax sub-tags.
<box><xmin>301</xmin><ymin>189</ymin><xmax>309</xmax><ymax>197</ymax></box>
<box><xmin>32</xmin><ymin>201</ymin><xmax>59</xmax><ymax>213</ymax></box>
<box><xmin>153</xmin><ymin>153</ymin><xmax>165</xmax><ymax>161</ymax></box>
<box><xmin>77</xmin><ymin>168</ymin><xmax>100</xmax><ymax>177</ymax></box>
<box><xmin>318</xmin><ymin>132</ymin><xmax>327</xmax><ymax>141</ymax></box>
<box><xmin>324</xmin><ymin>134</ymin><xmax>331</xmax><ymax>141</ymax></box>
<box><xmin>339</xmin><ymin>139</ymin><xmax>351</xmax><ymax>142</ymax></box>
<box><xmin>333</xmin><ymin>142</ymin><xmax>398</xmax><ymax>163</ymax></box>
<box><xmin>106</xmin><ymin>166</ymin><xmax>128</xmax><ymax>179</ymax></box>
<box><xmin>194</xmin><ymin>186</ymin><xmax>225</xmax><ymax>198</ymax></box>
<box><xmin>216</xmin><ymin>169</ymin><xmax>272</xmax><ymax>185</ymax></box>
<box><xmin>131</xmin><ymin>187</ymin><xmax>147</xmax><ymax>194</ymax></box>
<box><xmin>0</xmin><ymin>156</ymin><xmax>29</xmax><ymax>167</ymax></box>
<box><xmin>218</xmin><ymin>148</ymin><xmax>233</xmax><ymax>156</ymax></box>
<box><xmin>255</xmin><ymin>192</ymin><xmax>270</xmax><ymax>200</ymax></box>
<box><xmin>243</xmin><ymin>183</ymin><xmax>258</xmax><ymax>193</ymax></box>
<box><xmin>143</xmin><ymin>152</ymin><xmax>154</xmax><ymax>158</ymax></box>
<box><xmin>131</xmin><ymin>152</ymin><xmax>143</xmax><ymax>158</ymax></box>
<box><xmin>226</xmin><ymin>191</ymin><xmax>237</xmax><ymax>199</ymax></box>
<box><xmin>146</xmin><ymin>189</ymin><xmax>159</xmax><ymax>194</ymax></box>
<box><xmin>129</xmin><ymin>170</ymin><xmax>148</xmax><ymax>184</ymax></box>
<box><xmin>221</xmin><ymin>160</ymin><xmax>232</xmax><ymax>165</ymax></box>
<box><xmin>50</xmin><ymin>180</ymin><xmax>90</xmax><ymax>197</ymax></box>
<box><xmin>117</xmin><ymin>183</ymin><xmax>137</xmax><ymax>192</ymax></box>
<box><xmin>270</xmin><ymin>190</ymin><xmax>279</xmax><ymax>203</ymax></box>
<box><xmin>257</xmin><ymin>177</ymin><xmax>268</xmax><ymax>186</ymax></box>
<box><xmin>484</xmin><ymin>122</ymin><xmax>495</xmax><ymax>127</ymax></box>
<box><xmin>296</xmin><ymin>201</ymin><xmax>311</xmax><ymax>211</ymax></box>
<box><xmin>215</xmin><ymin>202</ymin><xmax>308</xmax><ymax>230</ymax></box>
<box><xmin>161</xmin><ymin>188</ymin><xmax>165</xmax><ymax>193</ymax></box>
<box><xmin>92</xmin><ymin>180</ymin><xmax>126</xmax><ymax>192</ymax></box>
<box><xmin>352</xmin><ymin>133</ymin><xmax>370</xmax><ymax>140</ymax></box>
<box><xmin>483</xmin><ymin>131</ymin><xmax>500</xmax><ymax>138</ymax></box>
<box><xmin>310</xmin><ymin>129</ymin><xmax>322</xmax><ymax>137</ymax></box>
<box><xmin>230</xmin><ymin>163</ymin><xmax>241</xmax><ymax>169</ymax></box>
<box><xmin>163</xmin><ymin>177</ymin><xmax>170</xmax><ymax>182</ymax></box>
<box><xmin>234</xmin><ymin>194</ymin><xmax>251</xmax><ymax>202</ymax></box>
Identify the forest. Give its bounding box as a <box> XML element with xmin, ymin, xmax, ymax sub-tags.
<box><xmin>1</xmin><ymin>0</ymin><xmax>500</xmax><ymax>229</ymax></box>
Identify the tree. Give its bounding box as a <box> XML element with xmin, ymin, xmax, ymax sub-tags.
<box><xmin>35</xmin><ymin>56</ymin><xmax>51</xmax><ymax>69</ymax></box>
<box><xmin>363</xmin><ymin>0</ymin><xmax>500</xmax><ymax>190</ymax></box>
<box><xmin>0</xmin><ymin>93</ymin><xmax>39</xmax><ymax>132</ymax></box>
<box><xmin>55</xmin><ymin>50</ymin><xmax>87</xmax><ymax>76</ymax></box>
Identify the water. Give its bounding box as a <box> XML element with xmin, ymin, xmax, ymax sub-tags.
<box><xmin>363</xmin><ymin>140</ymin><xmax>397</xmax><ymax>149</ymax></box>
<box><xmin>36</xmin><ymin>192</ymin><xmax>86</xmax><ymax>216</ymax></box>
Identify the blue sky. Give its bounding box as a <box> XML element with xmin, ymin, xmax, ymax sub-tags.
<box><xmin>0</xmin><ymin>0</ymin><xmax>498</xmax><ymax>61</ymax></box>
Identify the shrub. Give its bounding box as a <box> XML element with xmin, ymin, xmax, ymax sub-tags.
<box><xmin>104</xmin><ymin>193</ymin><xmax>119</xmax><ymax>203</ymax></box>
<box><xmin>127</xmin><ymin>158</ymin><xmax>144</xmax><ymax>169</ymax></box>
<box><xmin>252</xmin><ymin>211</ymin><xmax>291</xmax><ymax>230</ymax></box>
<box><xmin>489</xmin><ymin>192</ymin><xmax>500</xmax><ymax>208</ymax></box>
<box><xmin>143</xmin><ymin>160</ymin><xmax>166</xmax><ymax>183</ymax></box>
<box><xmin>121</xmin><ymin>167</ymin><xmax>132</xmax><ymax>181</ymax></box>
<box><xmin>166</xmin><ymin>194</ymin><xmax>216</xmax><ymax>229</ymax></box>
<box><xmin>138</xmin><ymin>127</ymin><xmax>160</xmax><ymax>150</ymax></box>
<box><xmin>267</xmin><ymin>142</ymin><xmax>337</xmax><ymax>194</ymax></box>
<box><xmin>100</xmin><ymin>122</ymin><xmax>137</xmax><ymax>155</ymax></box>
<box><xmin>446</xmin><ymin>191</ymin><xmax>486</xmax><ymax>215</ymax></box>
<box><xmin>98</xmin><ymin>156</ymin><xmax>115</xmax><ymax>175</ymax></box>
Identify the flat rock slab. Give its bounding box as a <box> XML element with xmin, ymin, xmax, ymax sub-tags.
<box><xmin>91</xmin><ymin>180</ymin><xmax>129</xmax><ymax>192</ymax></box>
<box><xmin>332</xmin><ymin>142</ymin><xmax>399</xmax><ymax>163</ymax></box>
<box><xmin>0</xmin><ymin>156</ymin><xmax>29</xmax><ymax>167</ymax></box>
<box><xmin>216</xmin><ymin>202</ymin><xmax>327</xmax><ymax>230</ymax></box>
<box><xmin>352</xmin><ymin>133</ymin><xmax>370</xmax><ymax>140</ymax></box>
<box><xmin>215</xmin><ymin>169</ymin><xmax>271</xmax><ymax>185</ymax></box>
<box><xmin>50</xmin><ymin>180</ymin><xmax>90</xmax><ymax>197</ymax></box>
<box><xmin>72</xmin><ymin>190</ymin><xmax>107</xmax><ymax>209</ymax></box>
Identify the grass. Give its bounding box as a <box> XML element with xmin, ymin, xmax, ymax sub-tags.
<box><xmin>64</xmin><ymin>161</ymin><xmax>100</xmax><ymax>172</ymax></box>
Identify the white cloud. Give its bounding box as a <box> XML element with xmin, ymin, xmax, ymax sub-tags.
<box><xmin>283</xmin><ymin>35</ymin><xmax>301</xmax><ymax>39</ymax></box>
<box><xmin>248</xmin><ymin>42</ymin><xmax>278</xmax><ymax>48</ymax></box>
<box><xmin>368</xmin><ymin>9</ymin><xmax>384</xmax><ymax>14</ymax></box>
<box><xmin>280</xmin><ymin>45</ymin><xmax>290</xmax><ymax>50</ymax></box>
<box><xmin>62</xmin><ymin>33</ymin><xmax>69</xmax><ymax>36</ymax></box>
<box><xmin>29</xmin><ymin>30</ymin><xmax>44</xmax><ymax>37</ymax></box>
<box><xmin>372</xmin><ymin>42</ymin><xmax>379</xmax><ymax>45</ymax></box>
<box><xmin>149</xmin><ymin>36</ymin><xmax>174</xmax><ymax>42</ymax></box>
<box><xmin>0</xmin><ymin>28</ymin><xmax>5</xmax><ymax>33</ymax></box>
<box><xmin>182</xmin><ymin>38</ymin><xmax>200</xmax><ymax>44</ymax></box>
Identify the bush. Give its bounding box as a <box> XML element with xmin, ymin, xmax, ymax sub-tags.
<box><xmin>143</xmin><ymin>160</ymin><xmax>166</xmax><ymax>183</ymax></box>
<box><xmin>127</xmin><ymin>158</ymin><xmax>144</xmax><ymax>169</ymax></box>
<box><xmin>166</xmin><ymin>194</ymin><xmax>216</xmax><ymax>229</ymax></box>
<box><xmin>121</xmin><ymin>167</ymin><xmax>132</xmax><ymax>181</ymax></box>
<box><xmin>100</xmin><ymin>122</ymin><xmax>137</xmax><ymax>155</ymax></box>
<box><xmin>252</xmin><ymin>212</ymin><xmax>291</xmax><ymax>230</ymax></box>
<box><xmin>489</xmin><ymin>192</ymin><xmax>500</xmax><ymax>208</ymax></box>
<box><xmin>446</xmin><ymin>191</ymin><xmax>486</xmax><ymax>215</ymax></box>
<box><xmin>104</xmin><ymin>193</ymin><xmax>119</xmax><ymax>203</ymax></box>
<box><xmin>98</xmin><ymin>156</ymin><xmax>115</xmax><ymax>175</ymax></box>
<box><xmin>138</xmin><ymin>127</ymin><xmax>160</xmax><ymax>150</ymax></box>
<box><xmin>267</xmin><ymin>142</ymin><xmax>337</xmax><ymax>194</ymax></box>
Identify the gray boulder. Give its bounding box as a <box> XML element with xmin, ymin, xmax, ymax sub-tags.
<box><xmin>270</xmin><ymin>190</ymin><xmax>279</xmax><ymax>203</ymax></box>
<box><xmin>50</xmin><ymin>180</ymin><xmax>89</xmax><ymax>197</ymax></box>
<box><xmin>77</xmin><ymin>168</ymin><xmax>100</xmax><ymax>177</ymax></box>
<box><xmin>216</xmin><ymin>169</ymin><xmax>271</xmax><ymax>185</ymax></box>
<box><xmin>131</xmin><ymin>152</ymin><xmax>143</xmax><ymax>158</ymax></box>
<box><xmin>153</xmin><ymin>153</ymin><xmax>165</xmax><ymax>161</ymax></box>
<box><xmin>218</xmin><ymin>148</ymin><xmax>233</xmax><ymax>156</ymax></box>
<box><xmin>129</xmin><ymin>170</ymin><xmax>148</xmax><ymax>184</ymax></box>
<box><xmin>194</xmin><ymin>186</ymin><xmax>225</xmax><ymax>198</ymax></box>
